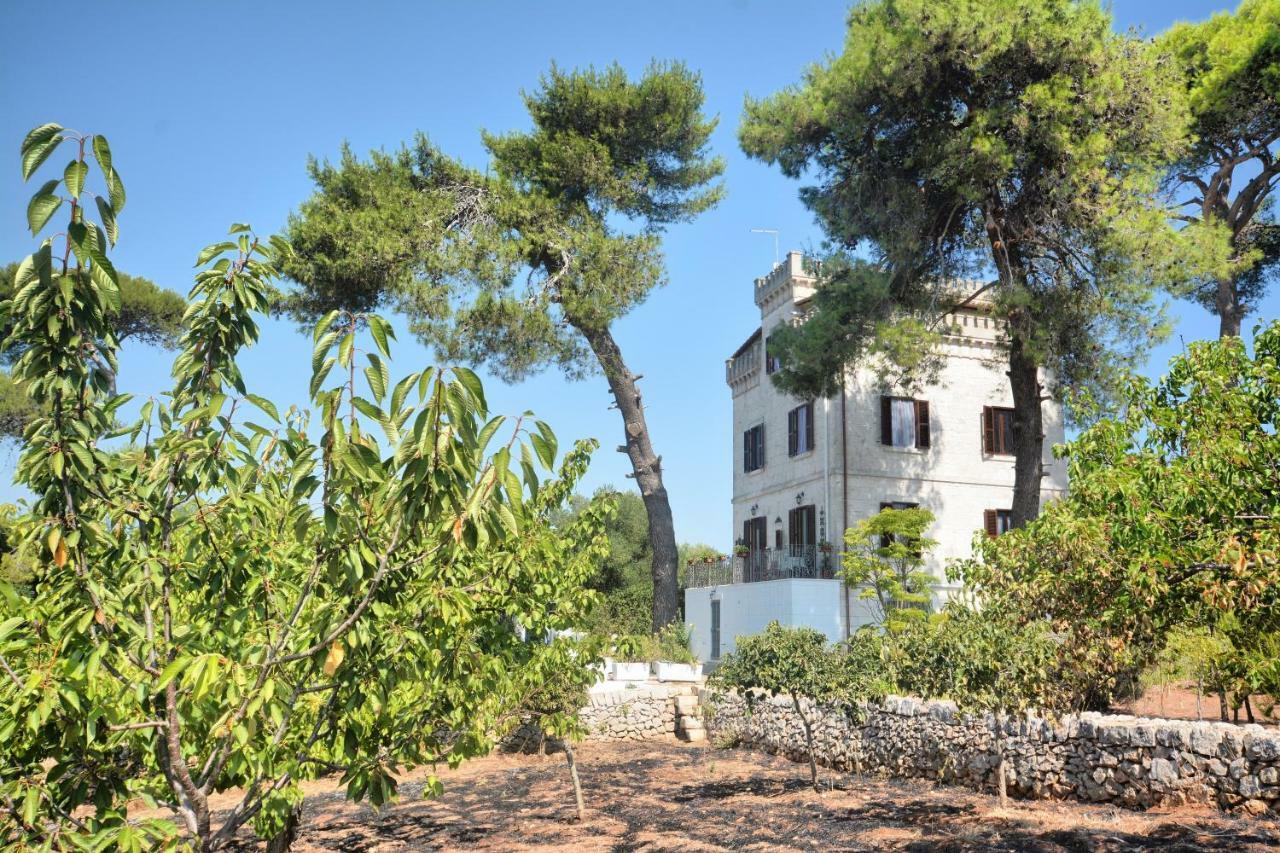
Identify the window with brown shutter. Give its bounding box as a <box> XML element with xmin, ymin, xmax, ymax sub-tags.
<box><xmin>788</xmin><ymin>402</ymin><xmax>814</xmax><ymax>456</ymax></box>
<box><xmin>789</xmin><ymin>505</ymin><xmax>816</xmax><ymax>547</ymax></box>
<box><xmin>744</xmin><ymin>424</ymin><xmax>765</xmax><ymax>471</ymax></box>
<box><xmin>984</xmin><ymin>509</ymin><xmax>1013</xmax><ymax>537</ymax></box>
<box><xmin>882</xmin><ymin>396</ymin><xmax>928</xmax><ymax>448</ymax></box>
<box><xmin>878</xmin><ymin>500</ymin><xmax>918</xmax><ymax>548</ymax></box>
<box><xmin>982</xmin><ymin>406</ymin><xmax>1015</xmax><ymax>455</ymax></box>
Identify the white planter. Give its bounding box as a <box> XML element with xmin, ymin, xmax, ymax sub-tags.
<box><xmin>612</xmin><ymin>661</ymin><xmax>650</xmax><ymax>682</ymax></box>
<box><xmin>653</xmin><ymin>661</ymin><xmax>700</xmax><ymax>682</ymax></box>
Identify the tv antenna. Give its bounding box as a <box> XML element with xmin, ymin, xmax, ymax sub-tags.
<box><xmin>750</xmin><ymin>228</ymin><xmax>780</xmax><ymax>268</ymax></box>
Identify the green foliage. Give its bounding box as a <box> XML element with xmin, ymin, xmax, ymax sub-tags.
<box><xmin>955</xmin><ymin>323</ymin><xmax>1280</xmax><ymax>712</ymax></box>
<box><xmin>284</xmin><ymin>62</ymin><xmax>725</xmax><ymax>629</ymax></box>
<box><xmin>0</xmin><ymin>124</ymin><xmax>609</xmax><ymax>849</ymax></box>
<box><xmin>1159</xmin><ymin>0</ymin><xmax>1280</xmax><ymax>333</ymax></box>
<box><xmin>0</xmin><ymin>261</ymin><xmax>185</xmax><ymax>440</ymax></box>
<box><xmin>285</xmin><ymin>61</ymin><xmax>724</xmax><ymax>379</ymax></box>
<box><xmin>712</xmin><ymin>622</ymin><xmax>888</xmax><ymax>788</ymax></box>
<box><xmin>610</xmin><ymin>623</ymin><xmax>696</xmax><ymax>665</ymax></box>
<box><xmin>841</xmin><ymin>506</ymin><xmax>937</xmax><ymax>631</ymax></box>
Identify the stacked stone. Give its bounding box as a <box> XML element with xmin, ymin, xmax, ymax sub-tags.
<box><xmin>580</xmin><ymin>693</ymin><xmax>677</xmax><ymax>741</ymax></box>
<box><xmin>675</xmin><ymin>693</ymin><xmax>705</xmax><ymax>742</ymax></box>
<box><xmin>702</xmin><ymin>688</ymin><xmax>1280</xmax><ymax>816</ymax></box>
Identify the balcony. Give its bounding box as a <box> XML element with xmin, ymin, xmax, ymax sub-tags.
<box><xmin>683</xmin><ymin>545</ymin><xmax>840</xmax><ymax>588</ymax></box>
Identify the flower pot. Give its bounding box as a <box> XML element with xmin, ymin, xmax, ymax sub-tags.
<box><xmin>653</xmin><ymin>661</ymin><xmax>700</xmax><ymax>682</ymax></box>
<box><xmin>611</xmin><ymin>661</ymin><xmax>650</xmax><ymax>682</ymax></box>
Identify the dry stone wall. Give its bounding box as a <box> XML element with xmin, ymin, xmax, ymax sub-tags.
<box><xmin>705</xmin><ymin>690</ymin><xmax>1280</xmax><ymax>816</ymax></box>
<box><xmin>580</xmin><ymin>688</ymin><xmax>676</xmax><ymax>741</ymax></box>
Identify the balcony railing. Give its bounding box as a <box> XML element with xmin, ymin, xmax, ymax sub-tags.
<box><xmin>683</xmin><ymin>545</ymin><xmax>840</xmax><ymax>588</ymax></box>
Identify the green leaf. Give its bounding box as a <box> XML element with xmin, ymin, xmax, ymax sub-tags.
<box><xmin>21</xmin><ymin>124</ymin><xmax>63</xmax><ymax>179</ymax></box>
<box><xmin>244</xmin><ymin>393</ymin><xmax>280</xmax><ymax>423</ymax></box>
<box><xmin>91</xmin><ymin>134</ymin><xmax>113</xmax><ymax>175</ymax></box>
<box><xmin>106</xmin><ymin>167</ymin><xmax>126</xmax><ymax>213</ymax></box>
<box><xmin>194</xmin><ymin>241</ymin><xmax>235</xmax><ymax>268</ymax></box>
<box><xmin>63</xmin><ymin>159</ymin><xmax>88</xmax><ymax>198</ymax></box>
<box><xmin>95</xmin><ymin>196</ymin><xmax>118</xmax><ymax>246</ymax></box>
<box><xmin>228</xmin><ymin>222</ymin><xmax>251</xmax><ymax>234</ymax></box>
<box><xmin>367</xmin><ymin>314</ymin><xmax>394</xmax><ymax>359</ymax></box>
<box><xmin>452</xmin><ymin>366</ymin><xmax>486</xmax><ymax>411</ymax></box>
<box><xmin>313</xmin><ymin>310</ymin><xmax>340</xmax><ymax>343</ymax></box>
<box><xmin>26</xmin><ymin>181</ymin><xmax>62</xmax><ymax>235</ymax></box>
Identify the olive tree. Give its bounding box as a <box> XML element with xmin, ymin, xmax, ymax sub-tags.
<box><xmin>0</xmin><ymin>124</ymin><xmax>608</xmax><ymax>851</ymax></box>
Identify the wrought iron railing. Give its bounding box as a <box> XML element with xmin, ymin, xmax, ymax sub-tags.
<box><xmin>682</xmin><ymin>545</ymin><xmax>840</xmax><ymax>588</ymax></box>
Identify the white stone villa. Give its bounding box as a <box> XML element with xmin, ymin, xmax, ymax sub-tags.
<box><xmin>683</xmin><ymin>252</ymin><xmax>1069</xmax><ymax>664</ymax></box>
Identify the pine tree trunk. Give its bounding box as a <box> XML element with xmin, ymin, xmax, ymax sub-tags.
<box><xmin>1215</xmin><ymin>275</ymin><xmax>1244</xmax><ymax>338</ymax></box>
<box><xmin>1007</xmin><ymin>333</ymin><xmax>1044</xmax><ymax>528</ymax></box>
<box><xmin>575</xmin><ymin>321</ymin><xmax>680</xmax><ymax>630</ymax></box>
<box><xmin>563</xmin><ymin>740</ymin><xmax>586</xmax><ymax>822</ymax></box>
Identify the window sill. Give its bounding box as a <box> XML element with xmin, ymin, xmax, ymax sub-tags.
<box><xmin>788</xmin><ymin>448</ymin><xmax>815</xmax><ymax>460</ymax></box>
<box><xmin>983</xmin><ymin>451</ymin><xmax>1015</xmax><ymax>459</ymax></box>
<box><xmin>882</xmin><ymin>444</ymin><xmax>927</xmax><ymax>454</ymax></box>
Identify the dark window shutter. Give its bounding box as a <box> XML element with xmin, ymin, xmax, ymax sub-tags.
<box><xmin>788</xmin><ymin>408</ymin><xmax>798</xmax><ymax>456</ymax></box>
<box><xmin>758</xmin><ymin>425</ymin><xmax>765</xmax><ymax>467</ymax></box>
<box><xmin>982</xmin><ymin>406</ymin><xmax>995</xmax><ymax>454</ymax></box>
<box><xmin>805</xmin><ymin>403</ymin><xmax>814</xmax><ymax>451</ymax></box>
<box><xmin>805</xmin><ymin>506</ymin><xmax>815</xmax><ymax>545</ymax></box>
<box><xmin>743</xmin><ymin>429</ymin><xmax>751</xmax><ymax>471</ymax></box>
<box><xmin>983</xmin><ymin>509</ymin><xmax>998</xmax><ymax>538</ymax></box>
<box><xmin>880</xmin><ymin>396</ymin><xmax>893</xmax><ymax>445</ymax></box>
<box><xmin>915</xmin><ymin>400</ymin><xmax>930</xmax><ymax>448</ymax></box>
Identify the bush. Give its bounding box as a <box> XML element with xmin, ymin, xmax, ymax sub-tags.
<box><xmin>712</xmin><ymin>622</ymin><xmax>888</xmax><ymax>788</ymax></box>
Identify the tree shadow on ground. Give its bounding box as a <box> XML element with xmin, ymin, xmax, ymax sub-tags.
<box><xmin>223</xmin><ymin>741</ymin><xmax>1280</xmax><ymax>851</ymax></box>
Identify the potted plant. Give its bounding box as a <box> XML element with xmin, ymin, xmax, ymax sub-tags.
<box><xmin>733</xmin><ymin>539</ymin><xmax>749</xmax><ymax>557</ymax></box>
<box><xmin>610</xmin><ymin>635</ymin><xmax>651</xmax><ymax>682</ymax></box>
<box><xmin>651</xmin><ymin>624</ymin><xmax>701</xmax><ymax>682</ymax></box>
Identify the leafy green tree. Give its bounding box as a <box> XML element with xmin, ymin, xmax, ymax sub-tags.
<box><xmin>740</xmin><ymin>0</ymin><xmax>1188</xmax><ymax>526</ymax></box>
<box><xmin>284</xmin><ymin>62</ymin><xmax>724</xmax><ymax>629</ymax></box>
<box><xmin>0</xmin><ymin>124</ymin><xmax>608</xmax><ymax>850</ymax></box>
<box><xmin>509</xmin><ymin>636</ymin><xmax>606</xmax><ymax>822</ymax></box>
<box><xmin>1159</xmin><ymin>0</ymin><xmax>1280</xmax><ymax>337</ymax></box>
<box><xmin>892</xmin><ymin>608</ymin><xmax>1060</xmax><ymax>807</ymax></box>
<box><xmin>711</xmin><ymin>622</ymin><xmax>887</xmax><ymax>789</ymax></box>
<box><xmin>956</xmin><ymin>322</ymin><xmax>1280</xmax><ymax>714</ymax></box>
<box><xmin>841</xmin><ymin>506</ymin><xmax>937</xmax><ymax>631</ymax></box>
<box><xmin>0</xmin><ymin>262</ymin><xmax>185</xmax><ymax>440</ymax></box>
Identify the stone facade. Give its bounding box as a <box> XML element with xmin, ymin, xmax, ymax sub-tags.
<box><xmin>705</xmin><ymin>690</ymin><xmax>1280</xmax><ymax>815</ymax></box>
<box><xmin>686</xmin><ymin>252</ymin><xmax>1071</xmax><ymax>663</ymax></box>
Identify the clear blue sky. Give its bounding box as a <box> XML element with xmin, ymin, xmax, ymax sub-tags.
<box><xmin>0</xmin><ymin>1</ymin><xmax>1272</xmax><ymax>548</ymax></box>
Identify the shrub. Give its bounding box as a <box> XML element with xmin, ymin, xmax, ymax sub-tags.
<box><xmin>841</xmin><ymin>506</ymin><xmax>938</xmax><ymax>631</ymax></box>
<box><xmin>711</xmin><ymin>622</ymin><xmax>888</xmax><ymax>789</ymax></box>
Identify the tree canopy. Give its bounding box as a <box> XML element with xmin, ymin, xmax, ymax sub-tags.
<box><xmin>284</xmin><ymin>62</ymin><xmax>724</xmax><ymax>628</ymax></box>
<box><xmin>740</xmin><ymin>0</ymin><xmax>1188</xmax><ymax>526</ymax></box>
<box><xmin>1159</xmin><ymin>0</ymin><xmax>1280</xmax><ymax>337</ymax></box>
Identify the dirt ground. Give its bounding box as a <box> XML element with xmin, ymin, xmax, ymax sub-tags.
<box><xmin>219</xmin><ymin>739</ymin><xmax>1280</xmax><ymax>852</ymax></box>
<box><xmin>1112</xmin><ymin>682</ymin><xmax>1276</xmax><ymax>728</ymax></box>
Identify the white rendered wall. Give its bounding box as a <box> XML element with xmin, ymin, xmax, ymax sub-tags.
<box><xmin>684</xmin><ymin>579</ymin><xmax>885</xmax><ymax>663</ymax></box>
